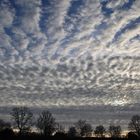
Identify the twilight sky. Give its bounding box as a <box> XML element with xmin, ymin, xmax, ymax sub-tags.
<box><xmin>0</xmin><ymin>0</ymin><xmax>140</xmax><ymax>129</ymax></box>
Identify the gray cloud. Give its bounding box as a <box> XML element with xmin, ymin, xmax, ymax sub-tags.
<box><xmin>0</xmin><ymin>0</ymin><xmax>140</xmax><ymax>129</ymax></box>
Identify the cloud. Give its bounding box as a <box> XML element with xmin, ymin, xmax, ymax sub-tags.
<box><xmin>0</xmin><ymin>0</ymin><xmax>140</xmax><ymax>128</ymax></box>
<box><xmin>41</xmin><ymin>0</ymin><xmax>72</xmax><ymax>59</ymax></box>
<box><xmin>0</xmin><ymin>0</ymin><xmax>15</xmax><ymax>61</ymax></box>
<box><xmin>0</xmin><ymin>0</ymin><xmax>48</xmax><ymax>64</ymax></box>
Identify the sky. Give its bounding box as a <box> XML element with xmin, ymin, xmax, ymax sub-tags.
<box><xmin>0</xmin><ymin>0</ymin><xmax>140</xmax><ymax>130</ymax></box>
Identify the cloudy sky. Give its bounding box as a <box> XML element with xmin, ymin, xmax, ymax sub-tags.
<box><xmin>0</xmin><ymin>0</ymin><xmax>140</xmax><ymax>129</ymax></box>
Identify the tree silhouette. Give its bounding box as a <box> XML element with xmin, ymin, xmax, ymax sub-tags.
<box><xmin>108</xmin><ymin>125</ymin><xmax>122</xmax><ymax>138</ymax></box>
<box><xmin>81</xmin><ymin>123</ymin><xmax>92</xmax><ymax>137</ymax></box>
<box><xmin>75</xmin><ymin>120</ymin><xmax>92</xmax><ymax>137</ymax></box>
<box><xmin>36</xmin><ymin>110</ymin><xmax>56</xmax><ymax>136</ymax></box>
<box><xmin>94</xmin><ymin>125</ymin><xmax>106</xmax><ymax>137</ymax></box>
<box><xmin>0</xmin><ymin>119</ymin><xmax>11</xmax><ymax>131</ymax></box>
<box><xmin>127</xmin><ymin>131</ymin><xmax>138</xmax><ymax>139</ymax></box>
<box><xmin>55</xmin><ymin>123</ymin><xmax>65</xmax><ymax>133</ymax></box>
<box><xmin>68</xmin><ymin>126</ymin><xmax>77</xmax><ymax>137</ymax></box>
<box><xmin>0</xmin><ymin>128</ymin><xmax>14</xmax><ymax>138</ymax></box>
<box><xmin>128</xmin><ymin>115</ymin><xmax>140</xmax><ymax>137</ymax></box>
<box><xmin>11</xmin><ymin>106</ymin><xmax>33</xmax><ymax>134</ymax></box>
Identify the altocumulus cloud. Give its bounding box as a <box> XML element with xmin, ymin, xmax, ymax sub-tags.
<box><xmin>0</xmin><ymin>0</ymin><xmax>140</xmax><ymax>128</ymax></box>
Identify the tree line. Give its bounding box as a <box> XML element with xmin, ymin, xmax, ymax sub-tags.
<box><xmin>0</xmin><ymin>106</ymin><xmax>139</xmax><ymax>139</ymax></box>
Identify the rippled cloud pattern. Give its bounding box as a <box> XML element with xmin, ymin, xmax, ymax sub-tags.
<box><xmin>0</xmin><ymin>0</ymin><xmax>140</xmax><ymax>128</ymax></box>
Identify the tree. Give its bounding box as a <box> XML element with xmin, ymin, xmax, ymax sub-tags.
<box><xmin>68</xmin><ymin>126</ymin><xmax>77</xmax><ymax>137</ymax></box>
<box><xmin>108</xmin><ymin>125</ymin><xmax>122</xmax><ymax>138</ymax></box>
<box><xmin>128</xmin><ymin>115</ymin><xmax>140</xmax><ymax>137</ymax></box>
<box><xmin>36</xmin><ymin>110</ymin><xmax>56</xmax><ymax>136</ymax></box>
<box><xmin>75</xmin><ymin>120</ymin><xmax>92</xmax><ymax>137</ymax></box>
<box><xmin>94</xmin><ymin>125</ymin><xmax>106</xmax><ymax>137</ymax></box>
<box><xmin>0</xmin><ymin>119</ymin><xmax>11</xmax><ymax>131</ymax></box>
<box><xmin>11</xmin><ymin>106</ymin><xmax>33</xmax><ymax>134</ymax></box>
<box><xmin>127</xmin><ymin>132</ymin><xmax>138</xmax><ymax>139</ymax></box>
<box><xmin>55</xmin><ymin>123</ymin><xmax>65</xmax><ymax>133</ymax></box>
<box><xmin>0</xmin><ymin>128</ymin><xmax>14</xmax><ymax>138</ymax></box>
<box><xmin>81</xmin><ymin>123</ymin><xmax>92</xmax><ymax>137</ymax></box>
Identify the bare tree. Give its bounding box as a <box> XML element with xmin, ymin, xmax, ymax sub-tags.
<box><xmin>36</xmin><ymin>110</ymin><xmax>56</xmax><ymax>136</ymax></box>
<box><xmin>108</xmin><ymin>125</ymin><xmax>122</xmax><ymax>138</ymax></box>
<box><xmin>55</xmin><ymin>123</ymin><xmax>65</xmax><ymax>133</ymax></box>
<box><xmin>128</xmin><ymin>115</ymin><xmax>140</xmax><ymax>137</ymax></box>
<box><xmin>75</xmin><ymin>120</ymin><xmax>92</xmax><ymax>137</ymax></box>
<box><xmin>0</xmin><ymin>119</ymin><xmax>11</xmax><ymax>131</ymax></box>
<box><xmin>94</xmin><ymin>125</ymin><xmax>106</xmax><ymax>137</ymax></box>
<box><xmin>81</xmin><ymin>123</ymin><xmax>92</xmax><ymax>137</ymax></box>
<box><xmin>68</xmin><ymin>126</ymin><xmax>77</xmax><ymax>137</ymax></box>
<box><xmin>127</xmin><ymin>132</ymin><xmax>138</xmax><ymax>139</ymax></box>
<box><xmin>11</xmin><ymin>106</ymin><xmax>33</xmax><ymax>133</ymax></box>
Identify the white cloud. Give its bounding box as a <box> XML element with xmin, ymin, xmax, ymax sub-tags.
<box><xmin>0</xmin><ymin>0</ymin><xmax>140</xmax><ymax>117</ymax></box>
<box><xmin>0</xmin><ymin>0</ymin><xmax>15</xmax><ymax>28</ymax></box>
<box><xmin>14</xmin><ymin>0</ymin><xmax>41</xmax><ymax>33</ymax></box>
<box><xmin>106</xmin><ymin>0</ymin><xmax>128</xmax><ymax>9</ymax></box>
<box><xmin>42</xmin><ymin>0</ymin><xmax>72</xmax><ymax>58</ymax></box>
<box><xmin>6</xmin><ymin>0</ymin><xmax>48</xmax><ymax>64</ymax></box>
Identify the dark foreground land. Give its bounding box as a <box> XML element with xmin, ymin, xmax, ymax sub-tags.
<box><xmin>0</xmin><ymin>136</ymin><xmax>137</xmax><ymax>140</ymax></box>
<box><xmin>0</xmin><ymin>133</ymin><xmax>138</xmax><ymax>140</ymax></box>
